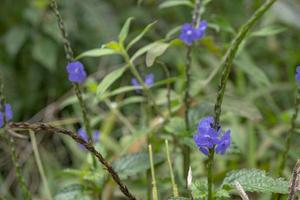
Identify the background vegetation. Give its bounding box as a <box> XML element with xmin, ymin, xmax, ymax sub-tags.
<box><xmin>1</xmin><ymin>0</ymin><xmax>300</xmax><ymax>199</ymax></box>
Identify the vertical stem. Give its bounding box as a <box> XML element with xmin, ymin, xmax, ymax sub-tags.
<box><xmin>50</xmin><ymin>0</ymin><xmax>92</xmax><ymax>140</ymax></box>
<box><xmin>29</xmin><ymin>130</ymin><xmax>52</xmax><ymax>200</ymax></box>
<box><xmin>148</xmin><ymin>144</ymin><xmax>158</xmax><ymax>200</ymax></box>
<box><xmin>207</xmin><ymin>149</ymin><xmax>215</xmax><ymax>200</ymax></box>
<box><xmin>165</xmin><ymin>140</ymin><xmax>179</xmax><ymax>197</ymax></box>
<box><xmin>277</xmin><ymin>88</ymin><xmax>300</xmax><ymax>176</ymax></box>
<box><xmin>0</xmin><ymin>73</ymin><xmax>31</xmax><ymax>200</ymax></box>
<box><xmin>183</xmin><ymin>0</ymin><xmax>201</xmax><ymax>184</ymax></box>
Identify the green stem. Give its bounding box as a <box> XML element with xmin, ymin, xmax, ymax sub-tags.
<box><xmin>0</xmin><ymin>73</ymin><xmax>31</xmax><ymax>200</ymax></box>
<box><xmin>165</xmin><ymin>140</ymin><xmax>179</xmax><ymax>197</ymax></box>
<box><xmin>29</xmin><ymin>130</ymin><xmax>52</xmax><ymax>200</ymax></box>
<box><xmin>207</xmin><ymin>149</ymin><xmax>215</xmax><ymax>200</ymax></box>
<box><xmin>148</xmin><ymin>144</ymin><xmax>158</xmax><ymax>200</ymax></box>
<box><xmin>213</xmin><ymin>0</ymin><xmax>278</xmax><ymax>127</ymax></box>
<box><xmin>50</xmin><ymin>0</ymin><xmax>95</xmax><ymax>166</ymax></box>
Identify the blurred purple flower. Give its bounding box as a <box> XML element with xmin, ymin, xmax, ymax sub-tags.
<box><xmin>131</xmin><ymin>73</ymin><xmax>154</xmax><ymax>93</ymax></box>
<box><xmin>66</xmin><ymin>61</ymin><xmax>87</xmax><ymax>83</ymax></box>
<box><xmin>193</xmin><ymin>116</ymin><xmax>231</xmax><ymax>156</ymax></box>
<box><xmin>295</xmin><ymin>66</ymin><xmax>300</xmax><ymax>82</ymax></box>
<box><xmin>0</xmin><ymin>103</ymin><xmax>13</xmax><ymax>128</ymax></box>
<box><xmin>77</xmin><ymin>128</ymin><xmax>101</xmax><ymax>149</ymax></box>
<box><xmin>179</xmin><ymin>20</ymin><xmax>207</xmax><ymax>46</ymax></box>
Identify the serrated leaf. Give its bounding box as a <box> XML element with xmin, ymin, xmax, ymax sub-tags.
<box><xmin>112</xmin><ymin>152</ymin><xmax>164</xmax><ymax>178</ymax></box>
<box><xmin>76</xmin><ymin>48</ymin><xmax>119</xmax><ymax>59</ymax></box>
<box><xmin>146</xmin><ymin>42</ymin><xmax>170</xmax><ymax>67</ymax></box>
<box><xmin>191</xmin><ymin>179</ymin><xmax>208</xmax><ymax>199</ymax></box>
<box><xmin>54</xmin><ymin>184</ymin><xmax>91</xmax><ymax>200</ymax></box>
<box><xmin>159</xmin><ymin>0</ymin><xmax>193</xmax><ymax>9</ymax></box>
<box><xmin>250</xmin><ymin>25</ymin><xmax>286</xmax><ymax>37</ymax></box>
<box><xmin>222</xmin><ymin>169</ymin><xmax>288</xmax><ymax>194</ymax></box>
<box><xmin>97</xmin><ymin>66</ymin><xmax>127</xmax><ymax>97</ymax></box>
<box><xmin>119</xmin><ymin>17</ymin><xmax>134</xmax><ymax>44</ymax></box>
<box><xmin>127</xmin><ymin>21</ymin><xmax>157</xmax><ymax>50</ymax></box>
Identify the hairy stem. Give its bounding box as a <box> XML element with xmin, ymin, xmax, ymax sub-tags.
<box><xmin>277</xmin><ymin>88</ymin><xmax>300</xmax><ymax>176</ymax></box>
<box><xmin>50</xmin><ymin>0</ymin><xmax>92</xmax><ymax>140</ymax></box>
<box><xmin>213</xmin><ymin>0</ymin><xmax>278</xmax><ymax>127</ymax></box>
<box><xmin>0</xmin><ymin>73</ymin><xmax>32</xmax><ymax>200</ymax></box>
<box><xmin>207</xmin><ymin>149</ymin><xmax>215</xmax><ymax>200</ymax></box>
<box><xmin>9</xmin><ymin>122</ymin><xmax>137</xmax><ymax>200</ymax></box>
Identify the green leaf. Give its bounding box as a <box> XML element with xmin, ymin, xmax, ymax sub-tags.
<box><xmin>222</xmin><ymin>169</ymin><xmax>288</xmax><ymax>194</ymax></box>
<box><xmin>4</xmin><ymin>26</ymin><xmax>28</xmax><ymax>56</ymax></box>
<box><xmin>54</xmin><ymin>184</ymin><xmax>91</xmax><ymax>200</ymax></box>
<box><xmin>165</xmin><ymin>117</ymin><xmax>186</xmax><ymax>136</ymax></box>
<box><xmin>119</xmin><ymin>17</ymin><xmax>134</xmax><ymax>44</ymax></box>
<box><xmin>127</xmin><ymin>21</ymin><xmax>157</xmax><ymax>50</ymax></box>
<box><xmin>130</xmin><ymin>42</ymin><xmax>160</xmax><ymax>63</ymax></box>
<box><xmin>191</xmin><ymin>179</ymin><xmax>208</xmax><ymax>199</ymax></box>
<box><xmin>250</xmin><ymin>25</ymin><xmax>286</xmax><ymax>37</ymax></box>
<box><xmin>112</xmin><ymin>152</ymin><xmax>164</xmax><ymax>178</ymax></box>
<box><xmin>168</xmin><ymin>197</ymin><xmax>189</xmax><ymax>200</ymax></box>
<box><xmin>159</xmin><ymin>0</ymin><xmax>193</xmax><ymax>9</ymax></box>
<box><xmin>32</xmin><ymin>36</ymin><xmax>58</xmax><ymax>71</ymax></box>
<box><xmin>97</xmin><ymin>66</ymin><xmax>127</xmax><ymax>97</ymax></box>
<box><xmin>235</xmin><ymin>53</ymin><xmax>270</xmax><ymax>87</ymax></box>
<box><xmin>76</xmin><ymin>48</ymin><xmax>119</xmax><ymax>59</ymax></box>
<box><xmin>146</xmin><ymin>42</ymin><xmax>170</xmax><ymax>67</ymax></box>
<box><xmin>103</xmin><ymin>41</ymin><xmax>122</xmax><ymax>52</ymax></box>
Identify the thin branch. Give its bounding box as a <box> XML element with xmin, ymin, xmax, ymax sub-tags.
<box><xmin>8</xmin><ymin>122</ymin><xmax>137</xmax><ymax>200</ymax></box>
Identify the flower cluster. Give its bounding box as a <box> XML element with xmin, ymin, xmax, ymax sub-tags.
<box><xmin>0</xmin><ymin>104</ymin><xmax>13</xmax><ymax>128</ymax></box>
<box><xmin>131</xmin><ymin>73</ymin><xmax>154</xmax><ymax>93</ymax></box>
<box><xmin>295</xmin><ymin>66</ymin><xmax>300</xmax><ymax>82</ymax></box>
<box><xmin>179</xmin><ymin>20</ymin><xmax>207</xmax><ymax>46</ymax></box>
<box><xmin>66</xmin><ymin>61</ymin><xmax>87</xmax><ymax>83</ymax></box>
<box><xmin>77</xmin><ymin>128</ymin><xmax>100</xmax><ymax>149</ymax></box>
<box><xmin>193</xmin><ymin>116</ymin><xmax>231</xmax><ymax>156</ymax></box>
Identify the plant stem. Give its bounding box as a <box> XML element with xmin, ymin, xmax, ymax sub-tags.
<box><xmin>9</xmin><ymin>122</ymin><xmax>137</xmax><ymax>200</ymax></box>
<box><xmin>29</xmin><ymin>130</ymin><xmax>52</xmax><ymax>200</ymax></box>
<box><xmin>50</xmin><ymin>0</ymin><xmax>93</xmax><ymax>140</ymax></box>
<box><xmin>213</xmin><ymin>0</ymin><xmax>278</xmax><ymax>127</ymax></box>
<box><xmin>0</xmin><ymin>73</ymin><xmax>32</xmax><ymax>200</ymax></box>
<box><xmin>183</xmin><ymin>0</ymin><xmax>201</xmax><ymax>184</ymax></box>
<box><xmin>207</xmin><ymin>149</ymin><xmax>215</xmax><ymax>200</ymax></box>
<box><xmin>274</xmin><ymin>88</ymin><xmax>300</xmax><ymax>200</ymax></box>
<box><xmin>148</xmin><ymin>144</ymin><xmax>158</xmax><ymax>200</ymax></box>
<box><xmin>165</xmin><ymin>140</ymin><xmax>179</xmax><ymax>197</ymax></box>
<box><xmin>277</xmin><ymin>88</ymin><xmax>300</xmax><ymax>176</ymax></box>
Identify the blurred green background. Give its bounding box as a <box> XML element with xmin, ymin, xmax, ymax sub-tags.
<box><xmin>1</xmin><ymin>0</ymin><xmax>300</xmax><ymax>199</ymax></box>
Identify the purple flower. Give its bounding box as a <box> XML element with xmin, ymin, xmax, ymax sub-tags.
<box><xmin>5</xmin><ymin>104</ymin><xmax>13</xmax><ymax>121</ymax></box>
<box><xmin>179</xmin><ymin>20</ymin><xmax>207</xmax><ymax>46</ymax></box>
<box><xmin>215</xmin><ymin>130</ymin><xmax>231</xmax><ymax>155</ymax></box>
<box><xmin>77</xmin><ymin>128</ymin><xmax>101</xmax><ymax>149</ymax></box>
<box><xmin>131</xmin><ymin>73</ymin><xmax>154</xmax><ymax>93</ymax></box>
<box><xmin>66</xmin><ymin>61</ymin><xmax>87</xmax><ymax>83</ymax></box>
<box><xmin>295</xmin><ymin>66</ymin><xmax>300</xmax><ymax>82</ymax></box>
<box><xmin>193</xmin><ymin>116</ymin><xmax>231</xmax><ymax>156</ymax></box>
<box><xmin>0</xmin><ymin>103</ymin><xmax>13</xmax><ymax>128</ymax></box>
